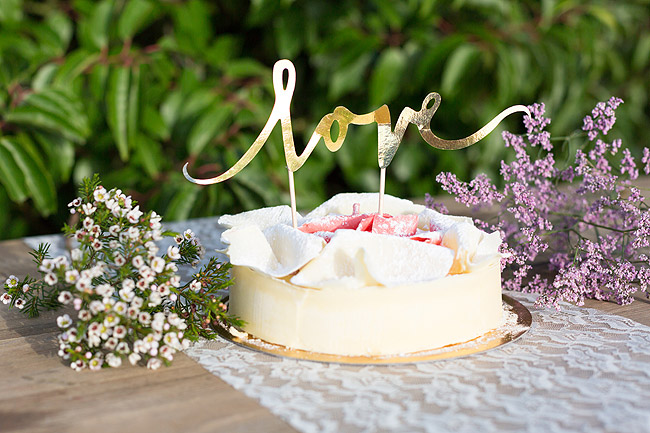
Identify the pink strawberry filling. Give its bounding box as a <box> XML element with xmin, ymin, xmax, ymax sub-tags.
<box><xmin>298</xmin><ymin>204</ymin><xmax>441</xmax><ymax>245</ymax></box>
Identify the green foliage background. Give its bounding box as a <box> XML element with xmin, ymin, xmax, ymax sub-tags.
<box><xmin>0</xmin><ymin>0</ymin><xmax>648</xmax><ymax>239</ymax></box>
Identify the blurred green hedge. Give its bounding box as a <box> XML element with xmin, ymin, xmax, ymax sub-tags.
<box><xmin>0</xmin><ymin>0</ymin><xmax>648</xmax><ymax>238</ymax></box>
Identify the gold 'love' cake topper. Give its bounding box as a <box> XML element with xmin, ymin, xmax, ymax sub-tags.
<box><xmin>183</xmin><ymin>59</ymin><xmax>530</xmax><ymax>227</ymax></box>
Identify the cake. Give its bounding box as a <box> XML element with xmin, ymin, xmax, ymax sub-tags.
<box><xmin>219</xmin><ymin>193</ymin><xmax>504</xmax><ymax>357</ymax></box>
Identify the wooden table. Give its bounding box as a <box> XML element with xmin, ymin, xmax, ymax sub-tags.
<box><xmin>1</xmin><ymin>236</ymin><xmax>648</xmax><ymax>433</ymax></box>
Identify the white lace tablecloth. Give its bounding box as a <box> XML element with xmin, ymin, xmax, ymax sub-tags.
<box><xmin>25</xmin><ymin>218</ymin><xmax>650</xmax><ymax>433</ymax></box>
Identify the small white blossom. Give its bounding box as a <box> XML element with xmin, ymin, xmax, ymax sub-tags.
<box><xmin>109</xmin><ymin>240</ymin><xmax>119</xmax><ymax>249</ymax></box>
<box><xmin>169</xmin><ymin>275</ymin><xmax>181</xmax><ymax>288</ymax></box>
<box><xmin>95</xmin><ymin>283</ymin><xmax>114</xmax><ymax>297</ymax></box>
<box><xmin>82</xmin><ymin>217</ymin><xmax>94</xmax><ymax>230</ymax></box>
<box><xmin>122</xmin><ymin>278</ymin><xmax>135</xmax><ymax>291</ymax></box>
<box><xmin>89</xmin><ymin>300</ymin><xmax>105</xmax><ymax>314</ymax></box>
<box><xmin>126</xmin><ymin>306</ymin><xmax>139</xmax><ymax>319</ymax></box>
<box><xmin>133</xmin><ymin>339</ymin><xmax>147</xmax><ymax>353</ymax></box>
<box><xmin>167</xmin><ymin>246</ymin><xmax>180</xmax><ymax>260</ymax></box>
<box><xmin>150</xmin><ymin>257</ymin><xmax>165</xmax><ymax>274</ymax></box>
<box><xmin>54</xmin><ymin>256</ymin><xmax>68</xmax><ymax>269</ymax></box>
<box><xmin>159</xmin><ymin>345</ymin><xmax>175</xmax><ymax>361</ymax></box>
<box><xmin>116</xmin><ymin>342</ymin><xmax>130</xmax><ymax>354</ymax></box>
<box><xmin>128</xmin><ymin>227</ymin><xmax>140</xmax><ymax>240</ymax></box>
<box><xmin>65</xmin><ymin>270</ymin><xmax>80</xmax><ymax>284</ymax></box>
<box><xmin>174</xmin><ymin>235</ymin><xmax>184</xmax><ymax>244</ymax></box>
<box><xmin>114</xmin><ymin>253</ymin><xmax>126</xmax><ymax>267</ymax></box>
<box><xmin>119</xmin><ymin>288</ymin><xmax>135</xmax><ymax>302</ymax></box>
<box><xmin>56</xmin><ymin>314</ymin><xmax>72</xmax><ymax>328</ymax></box>
<box><xmin>22</xmin><ymin>284</ymin><xmax>29</xmax><ymax>293</ymax></box>
<box><xmin>147</xmin><ymin>358</ymin><xmax>163</xmax><ymax>370</ymax></box>
<box><xmin>126</xmin><ymin>206</ymin><xmax>143</xmax><ymax>224</ymax></box>
<box><xmin>131</xmin><ymin>296</ymin><xmax>143</xmax><ymax>309</ymax></box>
<box><xmin>81</xmin><ymin>203</ymin><xmax>96</xmax><ymax>215</ymax></box>
<box><xmin>138</xmin><ymin>312</ymin><xmax>151</xmax><ymax>325</ymax></box>
<box><xmin>104</xmin><ymin>314</ymin><xmax>120</xmax><ymax>327</ymax></box>
<box><xmin>57</xmin><ymin>291</ymin><xmax>73</xmax><ymax>304</ymax></box>
<box><xmin>189</xmin><ymin>280</ymin><xmax>202</xmax><ymax>293</ymax></box>
<box><xmin>78</xmin><ymin>310</ymin><xmax>91</xmax><ymax>321</ymax></box>
<box><xmin>104</xmin><ymin>337</ymin><xmax>118</xmax><ymax>350</ymax></box>
<box><xmin>91</xmin><ymin>239</ymin><xmax>103</xmax><ymax>251</ymax></box>
<box><xmin>71</xmin><ymin>248</ymin><xmax>83</xmax><ymax>262</ymax></box>
<box><xmin>108</xmin><ymin>225</ymin><xmax>121</xmax><ymax>236</ymax></box>
<box><xmin>132</xmin><ymin>255</ymin><xmax>144</xmax><ymax>269</ymax></box>
<box><xmin>71</xmin><ymin>359</ymin><xmax>85</xmax><ymax>371</ymax></box>
<box><xmin>166</xmin><ymin>262</ymin><xmax>178</xmax><ymax>272</ymax></box>
<box><xmin>44</xmin><ymin>272</ymin><xmax>58</xmax><ymax>286</ymax></box>
<box><xmin>106</xmin><ymin>353</ymin><xmax>122</xmax><ymax>368</ymax></box>
<box><xmin>136</xmin><ymin>279</ymin><xmax>149</xmax><ymax>290</ymax></box>
<box><xmin>14</xmin><ymin>298</ymin><xmax>25</xmax><ymax>309</ymax></box>
<box><xmin>88</xmin><ymin>357</ymin><xmax>103</xmax><ymax>371</ymax></box>
<box><xmin>103</xmin><ymin>297</ymin><xmax>116</xmax><ymax>311</ymax></box>
<box><xmin>145</xmin><ymin>241</ymin><xmax>159</xmax><ymax>254</ymax></box>
<box><xmin>148</xmin><ymin>292</ymin><xmax>162</xmax><ymax>307</ymax></box>
<box><xmin>128</xmin><ymin>352</ymin><xmax>141</xmax><ymax>365</ymax></box>
<box><xmin>158</xmin><ymin>284</ymin><xmax>170</xmax><ymax>296</ymax></box>
<box><xmin>93</xmin><ymin>186</ymin><xmax>108</xmax><ymax>203</ymax></box>
<box><xmin>1</xmin><ymin>293</ymin><xmax>12</xmax><ymax>304</ymax></box>
<box><xmin>113</xmin><ymin>325</ymin><xmax>127</xmax><ymax>339</ymax></box>
<box><xmin>183</xmin><ymin>229</ymin><xmax>195</xmax><ymax>240</ymax></box>
<box><xmin>76</xmin><ymin>277</ymin><xmax>92</xmax><ymax>292</ymax></box>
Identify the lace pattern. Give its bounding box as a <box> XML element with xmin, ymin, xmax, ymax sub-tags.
<box><xmin>25</xmin><ymin>219</ymin><xmax>650</xmax><ymax>433</ymax></box>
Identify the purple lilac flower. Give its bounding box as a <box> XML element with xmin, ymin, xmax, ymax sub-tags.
<box><xmin>432</xmin><ymin>96</ymin><xmax>650</xmax><ymax>308</ymax></box>
<box><xmin>582</xmin><ymin>97</ymin><xmax>623</xmax><ymax>141</ymax></box>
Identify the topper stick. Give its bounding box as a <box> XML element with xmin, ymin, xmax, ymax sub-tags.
<box><xmin>288</xmin><ymin>168</ymin><xmax>298</xmax><ymax>228</ymax></box>
<box><xmin>378</xmin><ymin>167</ymin><xmax>386</xmax><ymax>215</ymax></box>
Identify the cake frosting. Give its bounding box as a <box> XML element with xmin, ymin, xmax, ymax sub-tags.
<box><xmin>220</xmin><ymin>193</ymin><xmax>504</xmax><ymax>356</ymax></box>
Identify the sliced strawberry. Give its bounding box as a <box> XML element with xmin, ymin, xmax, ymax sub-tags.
<box><xmin>410</xmin><ymin>233</ymin><xmax>442</xmax><ymax>245</ymax></box>
<box><xmin>298</xmin><ymin>213</ymin><xmax>368</xmax><ymax>233</ymax></box>
<box><xmin>371</xmin><ymin>214</ymin><xmax>418</xmax><ymax>236</ymax></box>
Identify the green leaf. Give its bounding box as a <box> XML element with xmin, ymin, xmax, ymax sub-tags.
<box><xmin>106</xmin><ymin>66</ymin><xmax>131</xmax><ymax>160</ymax></box>
<box><xmin>4</xmin><ymin>90</ymin><xmax>90</xmax><ymax>144</ymax></box>
<box><xmin>0</xmin><ymin>136</ymin><xmax>56</xmax><ymax>216</ymax></box>
<box><xmin>0</xmin><ymin>0</ymin><xmax>23</xmax><ymax>25</ymax></box>
<box><xmin>45</xmin><ymin>11</ymin><xmax>73</xmax><ymax>50</ymax></box>
<box><xmin>32</xmin><ymin>63</ymin><xmax>59</xmax><ymax>91</ymax></box>
<box><xmin>134</xmin><ymin>133</ymin><xmax>163</xmax><ymax>177</ymax></box>
<box><xmin>32</xmin><ymin>131</ymin><xmax>75</xmax><ymax>183</ymax></box>
<box><xmin>128</xmin><ymin>64</ymin><xmax>141</xmax><ymax>150</ymax></box>
<box><xmin>53</xmin><ymin>49</ymin><xmax>100</xmax><ymax>86</ymax></box>
<box><xmin>441</xmin><ymin>44</ymin><xmax>481</xmax><ymax>96</ymax></box>
<box><xmin>79</xmin><ymin>0</ymin><xmax>114</xmax><ymax>50</ymax></box>
<box><xmin>369</xmin><ymin>48</ymin><xmax>407</xmax><ymax>107</ymax></box>
<box><xmin>117</xmin><ymin>0</ymin><xmax>156</xmax><ymax>40</ymax></box>
<box><xmin>0</xmin><ymin>143</ymin><xmax>27</xmax><ymax>203</ymax></box>
<box><xmin>632</xmin><ymin>34</ymin><xmax>650</xmax><ymax>72</ymax></box>
<box><xmin>22</xmin><ymin>89</ymin><xmax>90</xmax><ymax>139</ymax></box>
<box><xmin>166</xmin><ymin>183</ymin><xmax>200</xmax><ymax>221</ymax></box>
<box><xmin>187</xmin><ymin>104</ymin><xmax>232</xmax><ymax>156</ymax></box>
<box><xmin>142</xmin><ymin>105</ymin><xmax>170</xmax><ymax>141</ymax></box>
<box><xmin>329</xmin><ymin>54</ymin><xmax>372</xmax><ymax>101</ymax></box>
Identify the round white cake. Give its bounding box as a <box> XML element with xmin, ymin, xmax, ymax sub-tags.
<box><xmin>219</xmin><ymin>193</ymin><xmax>504</xmax><ymax>356</ymax></box>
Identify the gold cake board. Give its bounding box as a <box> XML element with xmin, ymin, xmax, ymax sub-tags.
<box><xmin>215</xmin><ymin>294</ymin><xmax>532</xmax><ymax>365</ymax></box>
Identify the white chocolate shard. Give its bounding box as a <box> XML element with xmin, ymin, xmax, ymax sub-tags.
<box><xmin>441</xmin><ymin>222</ymin><xmax>502</xmax><ymax>274</ymax></box>
<box><xmin>291</xmin><ymin>230</ymin><xmax>454</xmax><ymax>288</ymax></box>
<box><xmin>218</xmin><ymin>205</ymin><xmax>298</xmax><ymax>230</ymax></box>
<box><xmin>417</xmin><ymin>207</ymin><xmax>472</xmax><ymax>232</ymax></box>
<box><xmin>222</xmin><ymin>224</ymin><xmax>324</xmax><ymax>277</ymax></box>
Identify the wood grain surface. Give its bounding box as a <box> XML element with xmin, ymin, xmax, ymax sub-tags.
<box><xmin>0</xmin><ymin>224</ymin><xmax>649</xmax><ymax>433</ymax></box>
<box><xmin>0</xmin><ymin>240</ymin><xmax>295</xmax><ymax>433</ymax></box>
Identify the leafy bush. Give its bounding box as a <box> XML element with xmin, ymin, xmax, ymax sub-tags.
<box><xmin>0</xmin><ymin>0</ymin><xmax>648</xmax><ymax>238</ymax></box>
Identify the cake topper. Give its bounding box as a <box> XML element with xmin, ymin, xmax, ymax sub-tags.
<box><xmin>183</xmin><ymin>59</ymin><xmax>530</xmax><ymax>228</ymax></box>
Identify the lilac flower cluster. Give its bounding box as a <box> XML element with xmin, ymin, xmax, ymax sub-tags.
<box><xmin>434</xmin><ymin>98</ymin><xmax>650</xmax><ymax>308</ymax></box>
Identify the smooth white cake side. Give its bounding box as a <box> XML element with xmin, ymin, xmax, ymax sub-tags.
<box><xmin>229</xmin><ymin>259</ymin><xmax>503</xmax><ymax>356</ymax></box>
